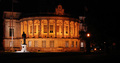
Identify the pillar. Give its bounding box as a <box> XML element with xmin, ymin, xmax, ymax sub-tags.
<box><xmin>23</xmin><ymin>21</ymin><xmax>24</xmax><ymax>32</ymax></box>
<box><xmin>77</xmin><ymin>22</ymin><xmax>79</xmax><ymax>38</ymax></box>
<box><xmin>62</xmin><ymin>20</ymin><xmax>64</xmax><ymax>38</ymax></box>
<box><xmin>39</xmin><ymin>19</ymin><xmax>41</xmax><ymax>38</ymax></box>
<box><xmin>69</xmin><ymin>21</ymin><xmax>71</xmax><ymax>38</ymax></box>
<box><xmin>55</xmin><ymin>20</ymin><xmax>57</xmax><ymax>38</ymax></box>
<box><xmin>27</xmin><ymin>20</ymin><xmax>29</xmax><ymax>38</ymax></box>
<box><xmin>32</xmin><ymin>20</ymin><xmax>34</xmax><ymax>38</ymax></box>
<box><xmin>47</xmin><ymin>19</ymin><xmax>49</xmax><ymax>38</ymax></box>
<box><xmin>74</xmin><ymin>22</ymin><xmax>75</xmax><ymax>38</ymax></box>
<box><xmin>76</xmin><ymin>22</ymin><xmax>78</xmax><ymax>38</ymax></box>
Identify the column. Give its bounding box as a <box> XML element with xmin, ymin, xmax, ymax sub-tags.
<box><xmin>23</xmin><ymin>21</ymin><xmax>24</xmax><ymax>32</ymax></box>
<box><xmin>47</xmin><ymin>19</ymin><xmax>49</xmax><ymax>38</ymax></box>
<box><xmin>55</xmin><ymin>20</ymin><xmax>57</xmax><ymax>38</ymax></box>
<box><xmin>69</xmin><ymin>21</ymin><xmax>71</xmax><ymax>38</ymax></box>
<box><xmin>76</xmin><ymin>22</ymin><xmax>78</xmax><ymax>38</ymax></box>
<box><xmin>77</xmin><ymin>22</ymin><xmax>79</xmax><ymax>38</ymax></box>
<box><xmin>21</xmin><ymin>22</ymin><xmax>23</xmax><ymax>38</ymax></box>
<box><xmin>32</xmin><ymin>20</ymin><xmax>34</xmax><ymax>38</ymax></box>
<box><xmin>27</xmin><ymin>20</ymin><xmax>29</xmax><ymax>38</ymax></box>
<box><xmin>74</xmin><ymin>22</ymin><xmax>75</xmax><ymax>38</ymax></box>
<box><xmin>62</xmin><ymin>20</ymin><xmax>64</xmax><ymax>38</ymax></box>
<box><xmin>39</xmin><ymin>19</ymin><xmax>41</xmax><ymax>38</ymax></box>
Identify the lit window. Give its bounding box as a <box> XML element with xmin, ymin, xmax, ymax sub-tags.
<box><xmin>42</xmin><ymin>41</ymin><xmax>46</xmax><ymax>48</ymax></box>
<box><xmin>57</xmin><ymin>26</ymin><xmax>59</xmax><ymax>32</ymax></box>
<box><xmin>44</xmin><ymin>25</ymin><xmax>47</xmax><ymax>33</ymax></box>
<box><xmin>9</xmin><ymin>28</ymin><xmax>14</xmax><ymax>37</ymax></box>
<box><xmin>50</xmin><ymin>41</ymin><xmax>54</xmax><ymax>47</ymax></box>
<box><xmin>28</xmin><ymin>41</ymin><xmax>31</xmax><ymax>47</ymax></box>
<box><xmin>65</xmin><ymin>41</ymin><xmax>69</xmax><ymax>47</ymax></box>
<box><xmin>34</xmin><ymin>41</ymin><xmax>38</xmax><ymax>47</ymax></box>
<box><xmin>34</xmin><ymin>25</ymin><xmax>36</xmax><ymax>33</ymax></box>
<box><xmin>81</xmin><ymin>42</ymin><xmax>84</xmax><ymax>47</ymax></box>
<box><xmin>66</xmin><ymin>26</ymin><xmax>68</xmax><ymax>34</ymax></box>
<box><xmin>30</xmin><ymin>26</ymin><xmax>32</xmax><ymax>34</ymax></box>
<box><xmin>50</xmin><ymin>25</ymin><xmax>53</xmax><ymax>33</ymax></box>
<box><xmin>71</xmin><ymin>41</ymin><xmax>74</xmax><ymax>47</ymax></box>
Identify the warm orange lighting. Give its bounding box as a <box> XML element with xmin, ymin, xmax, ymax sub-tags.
<box><xmin>94</xmin><ymin>48</ymin><xmax>97</xmax><ymax>51</ymax></box>
<box><xmin>87</xmin><ymin>33</ymin><xmax>90</xmax><ymax>37</ymax></box>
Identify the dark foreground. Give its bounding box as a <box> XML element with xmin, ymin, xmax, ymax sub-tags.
<box><xmin>0</xmin><ymin>52</ymin><xmax>120</xmax><ymax>63</ymax></box>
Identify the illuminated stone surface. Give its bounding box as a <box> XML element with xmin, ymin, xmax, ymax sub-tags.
<box><xmin>3</xmin><ymin>5</ymin><xmax>86</xmax><ymax>52</ymax></box>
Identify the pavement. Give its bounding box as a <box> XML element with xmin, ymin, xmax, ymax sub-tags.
<box><xmin>0</xmin><ymin>52</ymin><xmax>120</xmax><ymax>63</ymax></box>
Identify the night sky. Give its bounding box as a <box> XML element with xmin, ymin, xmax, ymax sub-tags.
<box><xmin>0</xmin><ymin>0</ymin><xmax>120</xmax><ymax>48</ymax></box>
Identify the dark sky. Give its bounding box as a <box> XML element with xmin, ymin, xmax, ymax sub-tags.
<box><xmin>0</xmin><ymin>0</ymin><xmax>120</xmax><ymax>45</ymax></box>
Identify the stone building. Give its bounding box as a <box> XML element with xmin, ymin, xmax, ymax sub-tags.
<box><xmin>3</xmin><ymin>5</ymin><xmax>86</xmax><ymax>52</ymax></box>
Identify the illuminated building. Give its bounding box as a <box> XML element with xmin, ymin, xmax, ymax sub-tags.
<box><xmin>3</xmin><ymin>5</ymin><xmax>86</xmax><ymax>52</ymax></box>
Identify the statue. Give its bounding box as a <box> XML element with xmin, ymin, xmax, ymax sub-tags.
<box><xmin>22</xmin><ymin>32</ymin><xmax>26</xmax><ymax>44</ymax></box>
<box><xmin>16</xmin><ymin>32</ymin><xmax>29</xmax><ymax>53</ymax></box>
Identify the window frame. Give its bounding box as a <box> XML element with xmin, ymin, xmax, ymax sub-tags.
<box><xmin>50</xmin><ymin>25</ymin><xmax>53</xmax><ymax>33</ymax></box>
<box><xmin>50</xmin><ymin>41</ymin><xmax>54</xmax><ymax>47</ymax></box>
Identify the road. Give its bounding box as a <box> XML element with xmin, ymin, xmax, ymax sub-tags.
<box><xmin>0</xmin><ymin>52</ymin><xmax>119</xmax><ymax>63</ymax></box>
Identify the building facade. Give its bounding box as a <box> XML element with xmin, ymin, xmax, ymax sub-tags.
<box><xmin>3</xmin><ymin>5</ymin><xmax>86</xmax><ymax>52</ymax></box>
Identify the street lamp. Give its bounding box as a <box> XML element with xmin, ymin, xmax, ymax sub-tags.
<box><xmin>87</xmin><ymin>33</ymin><xmax>90</xmax><ymax>37</ymax></box>
<box><xmin>86</xmin><ymin>33</ymin><xmax>91</xmax><ymax>54</ymax></box>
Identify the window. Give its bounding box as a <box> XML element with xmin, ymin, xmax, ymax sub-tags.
<box><xmin>9</xmin><ymin>28</ymin><xmax>14</xmax><ymax>37</ymax></box>
<box><xmin>42</xmin><ymin>41</ymin><xmax>46</xmax><ymax>48</ymax></box>
<box><xmin>44</xmin><ymin>25</ymin><xmax>47</xmax><ymax>33</ymax></box>
<box><xmin>66</xmin><ymin>26</ymin><xmax>68</xmax><ymax>34</ymax></box>
<box><xmin>34</xmin><ymin>41</ymin><xmax>38</xmax><ymax>47</ymax></box>
<box><xmin>10</xmin><ymin>41</ymin><xmax>13</xmax><ymax>47</ymax></box>
<box><xmin>71</xmin><ymin>41</ymin><xmax>74</xmax><ymax>47</ymax></box>
<box><xmin>76</xmin><ymin>41</ymin><xmax>78</xmax><ymax>47</ymax></box>
<box><xmin>57</xmin><ymin>26</ymin><xmax>59</xmax><ymax>32</ymax></box>
<box><xmin>81</xmin><ymin>42</ymin><xmax>84</xmax><ymax>47</ymax></box>
<box><xmin>50</xmin><ymin>41</ymin><xmax>54</xmax><ymax>47</ymax></box>
<box><xmin>65</xmin><ymin>41</ymin><xmax>69</xmax><ymax>47</ymax></box>
<box><xmin>50</xmin><ymin>25</ymin><xmax>53</xmax><ymax>33</ymax></box>
<box><xmin>30</xmin><ymin>26</ymin><xmax>32</xmax><ymax>34</ymax></box>
<box><xmin>34</xmin><ymin>25</ymin><xmax>36</xmax><ymax>33</ymax></box>
<box><xmin>28</xmin><ymin>41</ymin><xmax>32</xmax><ymax>47</ymax></box>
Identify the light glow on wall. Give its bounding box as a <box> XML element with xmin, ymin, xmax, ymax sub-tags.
<box><xmin>81</xmin><ymin>42</ymin><xmax>84</xmax><ymax>47</ymax></box>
